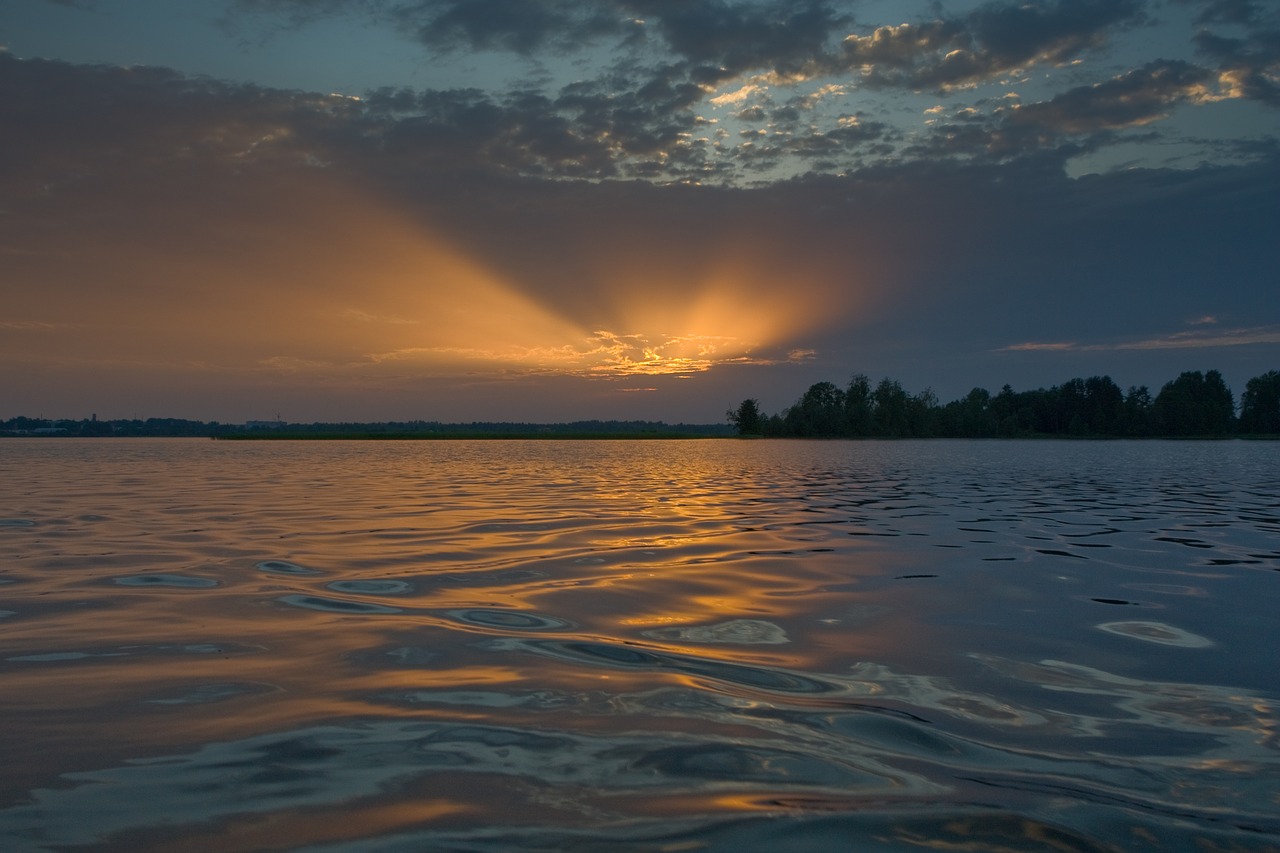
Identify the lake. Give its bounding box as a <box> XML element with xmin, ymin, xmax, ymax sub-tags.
<box><xmin>0</xmin><ymin>438</ymin><xmax>1277</xmax><ymax>851</ymax></box>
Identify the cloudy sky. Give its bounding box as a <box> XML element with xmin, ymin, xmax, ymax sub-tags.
<box><xmin>2</xmin><ymin>0</ymin><xmax>1277</xmax><ymax>423</ymax></box>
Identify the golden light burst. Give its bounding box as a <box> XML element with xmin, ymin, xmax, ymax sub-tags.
<box><xmin>318</xmin><ymin>194</ymin><xmax>833</xmax><ymax>380</ymax></box>
<box><xmin>56</xmin><ymin>174</ymin><xmax>859</xmax><ymax>385</ymax></box>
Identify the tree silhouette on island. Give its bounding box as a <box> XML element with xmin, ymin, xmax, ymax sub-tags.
<box><xmin>729</xmin><ymin>369</ymin><xmax>1280</xmax><ymax>438</ymax></box>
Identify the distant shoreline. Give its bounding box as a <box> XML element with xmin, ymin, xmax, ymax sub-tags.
<box><xmin>4</xmin><ymin>430</ymin><xmax>1276</xmax><ymax>441</ymax></box>
<box><xmin>212</xmin><ymin>433</ymin><xmax>1275</xmax><ymax>441</ymax></box>
<box><xmin>1</xmin><ymin>418</ymin><xmax>732</xmax><ymax>439</ymax></box>
<box><xmin>211</xmin><ymin>431</ymin><xmax>727</xmax><ymax>441</ymax></box>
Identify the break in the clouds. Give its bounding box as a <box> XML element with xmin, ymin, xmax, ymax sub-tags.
<box><xmin>0</xmin><ymin>0</ymin><xmax>1277</xmax><ymax>422</ymax></box>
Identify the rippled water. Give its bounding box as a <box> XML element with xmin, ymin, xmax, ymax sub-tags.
<box><xmin>1</xmin><ymin>438</ymin><xmax>1277</xmax><ymax>852</ymax></box>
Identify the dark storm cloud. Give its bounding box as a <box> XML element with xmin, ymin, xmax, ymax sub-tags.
<box><xmin>229</xmin><ymin>0</ymin><xmax>1146</xmax><ymax>96</ymax></box>
<box><xmin>393</xmin><ymin>0</ymin><xmax>626</xmax><ymax>55</ymax></box>
<box><xmin>904</xmin><ymin>58</ymin><xmax>1233</xmax><ymax>166</ymax></box>
<box><xmin>229</xmin><ymin>0</ymin><xmax>849</xmax><ymax>73</ymax></box>
<box><xmin>625</xmin><ymin>0</ymin><xmax>847</xmax><ymax>79</ymax></box>
<box><xmin>8</xmin><ymin>0</ymin><xmax>1278</xmax><ymax>189</ymax></box>
<box><xmin>1005</xmin><ymin>59</ymin><xmax>1218</xmax><ymax>135</ymax></box>
<box><xmin>0</xmin><ymin>51</ymin><xmax>667</xmax><ymax>187</ymax></box>
<box><xmin>1184</xmin><ymin>0</ymin><xmax>1267</xmax><ymax>27</ymax></box>
<box><xmin>0</xmin><ymin>49</ymin><xmax>728</xmax><ymax>195</ymax></box>
<box><xmin>734</xmin><ymin>117</ymin><xmax>890</xmax><ymax>171</ymax></box>
<box><xmin>0</xmin><ymin>10</ymin><xmax>1270</xmax><ymax>200</ymax></box>
<box><xmin>0</xmin><ymin>53</ymin><xmax>360</xmax><ymax>199</ymax></box>
<box><xmin>1193</xmin><ymin>28</ymin><xmax>1280</xmax><ymax>106</ymax></box>
<box><xmin>205</xmin><ymin>0</ymin><xmax>1280</xmax><ymax>182</ymax></box>
<box><xmin>1173</xmin><ymin>0</ymin><xmax>1280</xmax><ymax>105</ymax></box>
<box><xmin>227</xmin><ymin>0</ymin><xmax>388</xmax><ymax>28</ymax></box>
<box><xmin>361</xmin><ymin>75</ymin><xmax>717</xmax><ymax>179</ymax></box>
<box><xmin>220</xmin><ymin>1</ymin><xmax>839</xmax><ymax>179</ymax></box>
<box><xmin>369</xmin><ymin>86</ymin><xmax>628</xmax><ymax>178</ymax></box>
<box><xmin>225</xmin><ymin>0</ymin><xmax>854</xmax><ymax>170</ymax></box>
<box><xmin>388</xmin><ymin>0</ymin><xmax>848</xmax><ymax>82</ymax></box>
<box><xmin>212</xmin><ymin>0</ymin><xmax>1280</xmax><ymax>141</ymax></box>
<box><xmin>840</xmin><ymin>0</ymin><xmax>1146</xmax><ymax>91</ymax></box>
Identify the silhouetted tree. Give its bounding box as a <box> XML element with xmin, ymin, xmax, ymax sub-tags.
<box><xmin>786</xmin><ymin>381</ymin><xmax>846</xmax><ymax>436</ymax></box>
<box><xmin>726</xmin><ymin>399</ymin><xmax>764</xmax><ymax>435</ymax></box>
<box><xmin>946</xmin><ymin>387</ymin><xmax>994</xmax><ymax>436</ymax></box>
<box><xmin>1083</xmin><ymin>376</ymin><xmax>1124</xmax><ymax>434</ymax></box>
<box><xmin>1058</xmin><ymin>378</ymin><xmax>1088</xmax><ymax>435</ymax></box>
<box><xmin>1154</xmin><ymin>370</ymin><xmax>1235</xmax><ymax>435</ymax></box>
<box><xmin>988</xmin><ymin>384</ymin><xmax>1026</xmax><ymax>436</ymax></box>
<box><xmin>77</xmin><ymin>417</ymin><xmax>114</xmax><ymax>436</ymax></box>
<box><xmin>1122</xmin><ymin>385</ymin><xmax>1154</xmax><ymax>436</ymax></box>
<box><xmin>2</xmin><ymin>416</ymin><xmax>47</xmax><ymax>432</ymax></box>
<box><xmin>1239</xmin><ymin>370</ymin><xmax>1280</xmax><ymax>434</ymax></box>
<box><xmin>907</xmin><ymin>388</ymin><xmax>938</xmax><ymax>436</ymax></box>
<box><xmin>844</xmin><ymin>374</ymin><xmax>874</xmax><ymax>435</ymax></box>
<box><xmin>872</xmin><ymin>378</ymin><xmax>910</xmax><ymax>437</ymax></box>
<box><xmin>1203</xmin><ymin>370</ymin><xmax>1235</xmax><ymax>434</ymax></box>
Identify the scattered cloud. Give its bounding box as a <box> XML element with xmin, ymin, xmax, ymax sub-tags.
<box><xmin>1113</xmin><ymin>326</ymin><xmax>1280</xmax><ymax>350</ymax></box>
<box><xmin>343</xmin><ymin>309</ymin><xmax>419</xmax><ymax>325</ymax></box>
<box><xmin>709</xmin><ymin>83</ymin><xmax>763</xmax><ymax>107</ymax></box>
<box><xmin>393</xmin><ymin>0</ymin><xmax>626</xmax><ymax>55</ymax></box>
<box><xmin>998</xmin><ymin>341</ymin><xmax>1079</xmax><ymax>352</ymax></box>
<box><xmin>258</xmin><ymin>355</ymin><xmax>350</xmax><ymax>373</ymax></box>
<box><xmin>839</xmin><ymin>0</ymin><xmax>1145</xmax><ymax>92</ymax></box>
<box><xmin>15</xmin><ymin>0</ymin><xmax>1277</xmax><ymax>185</ymax></box>
<box><xmin>1006</xmin><ymin>60</ymin><xmax>1222</xmax><ymax>136</ymax></box>
<box><xmin>0</xmin><ymin>319</ymin><xmax>69</xmax><ymax>331</ymax></box>
<box><xmin>999</xmin><ymin>326</ymin><xmax>1280</xmax><ymax>353</ymax></box>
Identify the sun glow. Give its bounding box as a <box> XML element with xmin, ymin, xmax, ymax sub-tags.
<box><xmin>306</xmin><ymin>192</ymin><xmax>836</xmax><ymax>380</ymax></box>
<box><xmin>48</xmin><ymin>173</ymin><xmax>854</xmax><ymax>393</ymax></box>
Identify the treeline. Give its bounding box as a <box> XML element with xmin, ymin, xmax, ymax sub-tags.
<box><xmin>0</xmin><ymin>416</ymin><xmax>215</xmax><ymax>437</ymax></box>
<box><xmin>0</xmin><ymin>416</ymin><xmax>731</xmax><ymax>438</ymax></box>
<box><xmin>728</xmin><ymin>369</ymin><xmax>1280</xmax><ymax>438</ymax></box>
<box><xmin>215</xmin><ymin>420</ymin><xmax>730</xmax><ymax>439</ymax></box>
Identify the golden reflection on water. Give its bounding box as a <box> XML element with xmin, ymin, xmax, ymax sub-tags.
<box><xmin>1</xmin><ymin>438</ymin><xmax>1278</xmax><ymax>850</ymax></box>
<box><xmin>138</xmin><ymin>798</ymin><xmax>475</xmax><ymax>853</ymax></box>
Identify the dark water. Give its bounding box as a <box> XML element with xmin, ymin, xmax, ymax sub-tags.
<box><xmin>0</xmin><ymin>438</ymin><xmax>1277</xmax><ymax>852</ymax></box>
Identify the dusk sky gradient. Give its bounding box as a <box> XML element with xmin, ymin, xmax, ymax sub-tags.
<box><xmin>2</xmin><ymin>0</ymin><xmax>1278</xmax><ymax>423</ymax></box>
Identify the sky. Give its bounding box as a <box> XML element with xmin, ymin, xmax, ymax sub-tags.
<box><xmin>2</xmin><ymin>0</ymin><xmax>1278</xmax><ymax>424</ymax></box>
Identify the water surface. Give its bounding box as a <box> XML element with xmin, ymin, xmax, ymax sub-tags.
<box><xmin>1</xmin><ymin>438</ymin><xmax>1277</xmax><ymax>851</ymax></box>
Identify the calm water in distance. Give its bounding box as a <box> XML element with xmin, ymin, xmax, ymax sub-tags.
<box><xmin>0</xmin><ymin>438</ymin><xmax>1277</xmax><ymax>851</ymax></box>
